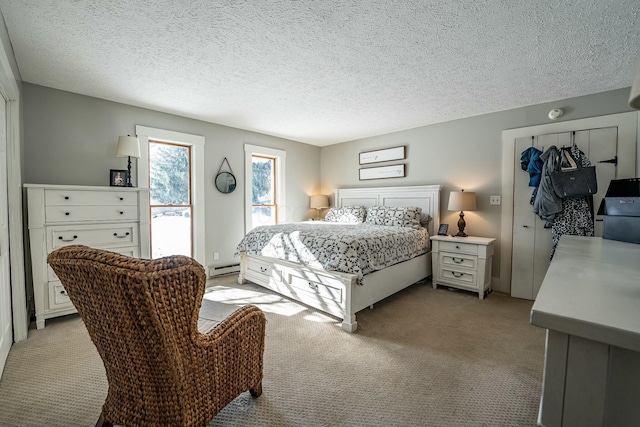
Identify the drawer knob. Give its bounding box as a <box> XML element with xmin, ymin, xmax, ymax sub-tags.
<box><xmin>452</xmin><ymin>257</ymin><xmax>464</xmax><ymax>264</ymax></box>
<box><xmin>119</xmin><ymin>197</ymin><xmax>124</xmax><ymax>201</ymax></box>
<box><xmin>455</xmin><ymin>245</ymin><xmax>460</xmax><ymax>249</ymax></box>
<box><xmin>119</xmin><ymin>211</ymin><xmax>124</xmax><ymax>215</ymax></box>
<box><xmin>113</xmin><ymin>232</ymin><xmax>130</xmax><ymax>238</ymax></box>
<box><xmin>64</xmin><ymin>196</ymin><xmax>69</xmax><ymax>200</ymax></box>
<box><xmin>65</xmin><ymin>212</ymin><xmax>70</xmax><ymax>216</ymax></box>
<box><xmin>60</xmin><ymin>290</ymin><xmax>68</xmax><ymax>296</ymax></box>
<box><xmin>260</xmin><ymin>266</ymin><xmax>267</xmax><ymax>273</ymax></box>
<box><xmin>308</xmin><ymin>282</ymin><xmax>318</xmax><ymax>290</ymax></box>
<box><xmin>58</xmin><ymin>235</ymin><xmax>78</xmax><ymax>242</ymax></box>
<box><xmin>452</xmin><ymin>271</ymin><xmax>464</xmax><ymax>278</ymax></box>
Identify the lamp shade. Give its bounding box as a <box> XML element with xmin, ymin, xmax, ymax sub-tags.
<box><xmin>448</xmin><ymin>191</ymin><xmax>476</xmax><ymax>212</ymax></box>
<box><xmin>630</xmin><ymin>55</ymin><xmax>640</xmax><ymax>110</ymax></box>
<box><xmin>116</xmin><ymin>135</ymin><xmax>141</xmax><ymax>158</ymax></box>
<box><xmin>310</xmin><ymin>194</ymin><xmax>329</xmax><ymax>209</ymax></box>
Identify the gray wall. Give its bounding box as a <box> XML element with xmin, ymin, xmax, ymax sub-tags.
<box><xmin>320</xmin><ymin>88</ymin><xmax>635</xmax><ymax>288</ymax></box>
<box><xmin>22</xmin><ymin>81</ymin><xmax>636</xmax><ymax>291</ymax></box>
<box><xmin>23</xmin><ymin>83</ymin><xmax>322</xmax><ymax>267</ymax></box>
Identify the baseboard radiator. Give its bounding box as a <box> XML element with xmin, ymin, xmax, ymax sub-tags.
<box><xmin>208</xmin><ymin>263</ymin><xmax>241</xmax><ymax>278</ymax></box>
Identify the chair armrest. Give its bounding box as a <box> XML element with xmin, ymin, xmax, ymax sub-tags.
<box><xmin>194</xmin><ymin>304</ymin><xmax>266</xmax><ymax>347</ymax></box>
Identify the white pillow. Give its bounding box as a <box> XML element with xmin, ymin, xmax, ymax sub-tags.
<box><xmin>364</xmin><ymin>205</ymin><xmax>422</xmax><ymax>229</ymax></box>
<box><xmin>323</xmin><ymin>206</ymin><xmax>367</xmax><ymax>223</ymax></box>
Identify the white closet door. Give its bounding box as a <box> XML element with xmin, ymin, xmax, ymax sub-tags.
<box><xmin>511</xmin><ymin>127</ymin><xmax>618</xmax><ymax>300</ymax></box>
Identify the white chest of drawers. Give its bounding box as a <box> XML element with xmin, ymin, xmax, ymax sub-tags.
<box><xmin>26</xmin><ymin>184</ymin><xmax>150</xmax><ymax>329</ymax></box>
<box><xmin>430</xmin><ymin>235</ymin><xmax>495</xmax><ymax>299</ymax></box>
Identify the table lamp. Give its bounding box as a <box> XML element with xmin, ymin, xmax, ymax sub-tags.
<box><xmin>448</xmin><ymin>190</ymin><xmax>476</xmax><ymax>237</ymax></box>
<box><xmin>310</xmin><ymin>194</ymin><xmax>329</xmax><ymax>220</ymax></box>
<box><xmin>116</xmin><ymin>135</ymin><xmax>141</xmax><ymax>187</ymax></box>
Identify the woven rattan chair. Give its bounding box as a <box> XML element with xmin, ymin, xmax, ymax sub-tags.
<box><xmin>47</xmin><ymin>245</ymin><xmax>266</xmax><ymax>427</ymax></box>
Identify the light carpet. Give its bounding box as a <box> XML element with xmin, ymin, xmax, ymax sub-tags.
<box><xmin>0</xmin><ymin>276</ymin><xmax>545</xmax><ymax>427</ymax></box>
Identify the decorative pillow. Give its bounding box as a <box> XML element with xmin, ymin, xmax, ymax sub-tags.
<box><xmin>323</xmin><ymin>206</ymin><xmax>367</xmax><ymax>224</ymax></box>
<box><xmin>365</xmin><ymin>205</ymin><xmax>423</xmax><ymax>229</ymax></box>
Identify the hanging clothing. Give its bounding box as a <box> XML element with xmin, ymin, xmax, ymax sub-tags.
<box><xmin>532</xmin><ymin>146</ymin><xmax>563</xmax><ymax>227</ymax></box>
<box><xmin>520</xmin><ymin>146</ymin><xmax>543</xmax><ymax>186</ymax></box>
<box><xmin>520</xmin><ymin>146</ymin><xmax>544</xmax><ymax>204</ymax></box>
<box><xmin>549</xmin><ymin>145</ymin><xmax>594</xmax><ymax>259</ymax></box>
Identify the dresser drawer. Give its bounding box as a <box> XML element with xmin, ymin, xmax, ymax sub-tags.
<box><xmin>45</xmin><ymin>189</ymin><xmax>137</xmax><ymax>206</ymax></box>
<box><xmin>287</xmin><ymin>273</ymin><xmax>343</xmax><ymax>303</ymax></box>
<box><xmin>49</xmin><ymin>223</ymin><xmax>138</xmax><ymax>250</ymax></box>
<box><xmin>438</xmin><ymin>240</ymin><xmax>478</xmax><ymax>255</ymax></box>
<box><xmin>440</xmin><ymin>252</ymin><xmax>476</xmax><ymax>270</ymax></box>
<box><xmin>440</xmin><ymin>268</ymin><xmax>477</xmax><ymax>287</ymax></box>
<box><xmin>48</xmin><ymin>281</ymin><xmax>74</xmax><ymax>311</ymax></box>
<box><xmin>46</xmin><ymin>205</ymin><xmax>138</xmax><ymax>223</ymax></box>
<box><xmin>47</xmin><ymin>245</ymin><xmax>140</xmax><ymax>282</ymax></box>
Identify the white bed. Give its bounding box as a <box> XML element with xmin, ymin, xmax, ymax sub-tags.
<box><xmin>237</xmin><ymin>185</ymin><xmax>441</xmax><ymax>332</ymax></box>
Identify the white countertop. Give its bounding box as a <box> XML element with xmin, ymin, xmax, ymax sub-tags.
<box><xmin>530</xmin><ymin>235</ymin><xmax>640</xmax><ymax>352</ymax></box>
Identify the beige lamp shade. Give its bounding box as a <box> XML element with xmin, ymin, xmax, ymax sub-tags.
<box><xmin>630</xmin><ymin>55</ymin><xmax>640</xmax><ymax>110</ymax></box>
<box><xmin>116</xmin><ymin>135</ymin><xmax>141</xmax><ymax>158</ymax></box>
<box><xmin>310</xmin><ymin>194</ymin><xmax>329</xmax><ymax>209</ymax></box>
<box><xmin>448</xmin><ymin>191</ymin><xmax>476</xmax><ymax>212</ymax></box>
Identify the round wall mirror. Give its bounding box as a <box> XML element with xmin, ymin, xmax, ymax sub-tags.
<box><xmin>215</xmin><ymin>172</ymin><xmax>236</xmax><ymax>194</ymax></box>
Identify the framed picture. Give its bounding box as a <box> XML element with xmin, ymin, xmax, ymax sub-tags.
<box><xmin>359</xmin><ymin>146</ymin><xmax>405</xmax><ymax>165</ymax></box>
<box><xmin>359</xmin><ymin>164</ymin><xmax>405</xmax><ymax>180</ymax></box>
<box><xmin>437</xmin><ymin>224</ymin><xmax>449</xmax><ymax>236</ymax></box>
<box><xmin>110</xmin><ymin>169</ymin><xmax>128</xmax><ymax>187</ymax></box>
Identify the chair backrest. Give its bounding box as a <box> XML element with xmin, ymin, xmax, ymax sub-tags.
<box><xmin>47</xmin><ymin>245</ymin><xmax>207</xmax><ymax>408</ymax></box>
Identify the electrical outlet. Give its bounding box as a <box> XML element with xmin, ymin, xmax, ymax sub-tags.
<box><xmin>213</xmin><ymin>252</ymin><xmax>219</xmax><ymax>260</ymax></box>
<box><xmin>490</xmin><ymin>195</ymin><xmax>501</xmax><ymax>205</ymax></box>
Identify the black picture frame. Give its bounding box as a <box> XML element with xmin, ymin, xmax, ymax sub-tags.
<box><xmin>437</xmin><ymin>224</ymin><xmax>449</xmax><ymax>236</ymax></box>
<box><xmin>110</xmin><ymin>169</ymin><xmax>128</xmax><ymax>187</ymax></box>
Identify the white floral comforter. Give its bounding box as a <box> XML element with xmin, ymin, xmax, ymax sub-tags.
<box><xmin>236</xmin><ymin>222</ymin><xmax>429</xmax><ymax>282</ymax></box>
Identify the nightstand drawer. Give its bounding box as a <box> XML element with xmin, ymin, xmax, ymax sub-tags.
<box><xmin>438</xmin><ymin>241</ymin><xmax>478</xmax><ymax>255</ymax></box>
<box><xmin>440</xmin><ymin>268</ymin><xmax>476</xmax><ymax>286</ymax></box>
<box><xmin>440</xmin><ymin>252</ymin><xmax>476</xmax><ymax>270</ymax></box>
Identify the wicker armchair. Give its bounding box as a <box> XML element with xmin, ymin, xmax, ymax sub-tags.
<box><xmin>47</xmin><ymin>245</ymin><xmax>266</xmax><ymax>427</ymax></box>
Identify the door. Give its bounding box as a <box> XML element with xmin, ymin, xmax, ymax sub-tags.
<box><xmin>511</xmin><ymin>127</ymin><xmax>618</xmax><ymax>300</ymax></box>
<box><xmin>0</xmin><ymin>98</ymin><xmax>12</xmax><ymax>377</ymax></box>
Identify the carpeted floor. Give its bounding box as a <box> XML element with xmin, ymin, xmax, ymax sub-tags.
<box><xmin>0</xmin><ymin>276</ymin><xmax>545</xmax><ymax>427</ymax></box>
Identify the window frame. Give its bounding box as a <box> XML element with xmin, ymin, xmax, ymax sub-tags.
<box><xmin>136</xmin><ymin>126</ymin><xmax>206</xmax><ymax>266</ymax></box>
<box><xmin>148</xmin><ymin>140</ymin><xmax>193</xmax><ymax>258</ymax></box>
<box><xmin>244</xmin><ymin>144</ymin><xmax>286</xmax><ymax>231</ymax></box>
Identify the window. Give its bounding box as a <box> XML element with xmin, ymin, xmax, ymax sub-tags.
<box><xmin>149</xmin><ymin>141</ymin><xmax>192</xmax><ymax>258</ymax></box>
<box><xmin>244</xmin><ymin>144</ymin><xmax>286</xmax><ymax>231</ymax></box>
<box><xmin>136</xmin><ymin>126</ymin><xmax>205</xmax><ymax>266</ymax></box>
<box><xmin>251</xmin><ymin>155</ymin><xmax>277</xmax><ymax>226</ymax></box>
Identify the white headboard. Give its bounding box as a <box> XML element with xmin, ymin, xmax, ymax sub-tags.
<box><xmin>333</xmin><ymin>185</ymin><xmax>441</xmax><ymax>236</ymax></box>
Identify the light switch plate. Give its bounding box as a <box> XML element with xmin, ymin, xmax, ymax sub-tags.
<box><xmin>490</xmin><ymin>195</ymin><xmax>501</xmax><ymax>205</ymax></box>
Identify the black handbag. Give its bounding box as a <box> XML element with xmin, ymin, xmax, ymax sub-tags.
<box><xmin>551</xmin><ymin>147</ymin><xmax>598</xmax><ymax>198</ymax></box>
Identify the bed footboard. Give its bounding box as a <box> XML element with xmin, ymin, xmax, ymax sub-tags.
<box><xmin>238</xmin><ymin>251</ymin><xmax>431</xmax><ymax>332</ymax></box>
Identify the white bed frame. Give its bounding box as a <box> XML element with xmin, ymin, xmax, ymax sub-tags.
<box><xmin>237</xmin><ymin>185</ymin><xmax>441</xmax><ymax>332</ymax></box>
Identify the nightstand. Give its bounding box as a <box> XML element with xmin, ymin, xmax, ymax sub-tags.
<box><xmin>430</xmin><ymin>235</ymin><xmax>495</xmax><ymax>299</ymax></box>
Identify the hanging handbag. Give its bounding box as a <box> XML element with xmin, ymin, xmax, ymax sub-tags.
<box><xmin>550</xmin><ymin>147</ymin><xmax>598</xmax><ymax>198</ymax></box>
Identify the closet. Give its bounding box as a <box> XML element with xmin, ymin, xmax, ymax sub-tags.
<box><xmin>511</xmin><ymin>127</ymin><xmax>618</xmax><ymax>300</ymax></box>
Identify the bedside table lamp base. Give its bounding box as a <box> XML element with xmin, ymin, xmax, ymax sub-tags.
<box><xmin>455</xmin><ymin>211</ymin><xmax>468</xmax><ymax>237</ymax></box>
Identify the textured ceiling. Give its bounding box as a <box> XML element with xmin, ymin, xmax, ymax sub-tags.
<box><xmin>1</xmin><ymin>1</ymin><xmax>639</xmax><ymax>146</ymax></box>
